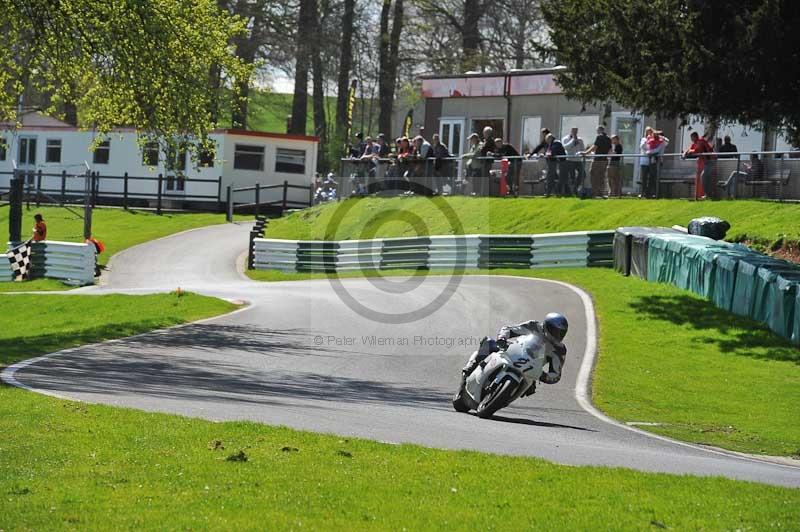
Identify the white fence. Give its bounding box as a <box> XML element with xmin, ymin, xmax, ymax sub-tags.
<box><xmin>252</xmin><ymin>231</ymin><xmax>615</xmax><ymax>272</ymax></box>
<box><xmin>2</xmin><ymin>241</ymin><xmax>96</xmax><ymax>286</ymax></box>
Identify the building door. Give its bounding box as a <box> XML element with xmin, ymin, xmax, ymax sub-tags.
<box><xmin>611</xmin><ymin>113</ymin><xmax>643</xmax><ymax>193</ymax></box>
<box><xmin>439</xmin><ymin>117</ymin><xmax>464</xmax><ymax>176</ymax></box>
<box><xmin>17</xmin><ymin>136</ymin><xmax>37</xmax><ymax>185</ymax></box>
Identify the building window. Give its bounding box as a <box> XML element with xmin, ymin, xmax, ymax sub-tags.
<box><xmin>142</xmin><ymin>142</ymin><xmax>159</xmax><ymax>166</ymax></box>
<box><xmin>167</xmin><ymin>146</ymin><xmax>187</xmax><ymax>172</ymax></box>
<box><xmin>559</xmin><ymin>115</ymin><xmax>599</xmax><ymax>141</ymax></box>
<box><xmin>275</xmin><ymin>148</ymin><xmax>306</xmax><ymax>174</ymax></box>
<box><xmin>0</xmin><ymin>137</ymin><xmax>6</xmax><ymax>161</ymax></box>
<box><xmin>233</xmin><ymin>144</ymin><xmax>264</xmax><ymax>171</ymax></box>
<box><xmin>45</xmin><ymin>139</ymin><xmax>62</xmax><ymax>163</ymax></box>
<box><xmin>19</xmin><ymin>137</ymin><xmax>37</xmax><ymax>165</ymax></box>
<box><xmin>520</xmin><ymin>116</ymin><xmax>543</xmax><ymax>154</ymax></box>
<box><xmin>93</xmin><ymin>140</ymin><xmax>111</xmax><ymax>164</ymax></box>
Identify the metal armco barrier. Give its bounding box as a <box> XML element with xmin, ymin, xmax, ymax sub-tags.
<box><xmin>2</xmin><ymin>241</ymin><xmax>96</xmax><ymax>285</ymax></box>
<box><xmin>253</xmin><ymin>231</ymin><xmax>614</xmax><ymax>272</ymax></box>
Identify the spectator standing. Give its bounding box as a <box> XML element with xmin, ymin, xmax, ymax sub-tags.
<box><xmin>360</xmin><ymin>137</ymin><xmax>381</xmax><ymax>177</ymax></box>
<box><xmin>607</xmin><ymin>135</ymin><xmax>624</xmax><ymax>197</ymax></box>
<box><xmin>718</xmin><ymin>135</ymin><xmax>738</xmax><ymax>158</ymax></box>
<box><xmin>478</xmin><ymin>127</ymin><xmax>497</xmax><ymax>195</ymax></box>
<box><xmin>494</xmin><ymin>137</ymin><xmax>522</xmax><ymax>195</ymax></box>
<box><xmin>32</xmin><ymin>213</ymin><xmax>47</xmax><ymax>242</ymax></box>
<box><xmin>431</xmin><ymin>134</ymin><xmax>451</xmax><ymax>194</ymax></box>
<box><xmin>527</xmin><ymin>128</ymin><xmax>551</xmax><ymax>157</ymax></box>
<box><xmin>583</xmin><ymin>126</ymin><xmax>612</xmax><ymax>197</ymax></box>
<box><xmin>562</xmin><ymin>127</ymin><xmax>586</xmax><ymax>194</ymax></box>
<box><xmin>351</xmin><ymin>132</ymin><xmax>366</xmax><ymax>158</ymax></box>
<box><xmin>413</xmin><ymin>135</ymin><xmax>433</xmax><ymax>181</ymax></box>
<box><xmin>683</xmin><ymin>131</ymin><xmax>717</xmax><ymax>199</ymax></box>
<box><xmin>377</xmin><ymin>133</ymin><xmax>391</xmax><ymax>157</ymax></box>
<box><xmin>462</xmin><ymin>133</ymin><xmax>482</xmax><ymax>194</ymax></box>
<box><xmin>544</xmin><ymin>134</ymin><xmax>567</xmax><ymax>196</ymax></box>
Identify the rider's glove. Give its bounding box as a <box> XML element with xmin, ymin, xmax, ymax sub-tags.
<box><xmin>496</xmin><ymin>337</ymin><xmax>508</xmax><ymax>350</ymax></box>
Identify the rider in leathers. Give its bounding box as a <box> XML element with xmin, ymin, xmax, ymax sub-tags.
<box><xmin>462</xmin><ymin>313</ymin><xmax>568</xmax><ymax>397</ymax></box>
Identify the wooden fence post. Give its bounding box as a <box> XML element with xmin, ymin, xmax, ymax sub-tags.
<box><xmin>123</xmin><ymin>172</ymin><xmax>129</xmax><ymax>210</ymax></box>
<box><xmin>226</xmin><ymin>185</ymin><xmax>232</xmax><ymax>222</ymax></box>
<box><xmin>60</xmin><ymin>170</ymin><xmax>66</xmax><ymax>204</ymax></box>
<box><xmin>35</xmin><ymin>169</ymin><xmax>42</xmax><ymax>207</ymax></box>
<box><xmin>91</xmin><ymin>171</ymin><xmax>98</xmax><ymax>208</ymax></box>
<box><xmin>156</xmin><ymin>173</ymin><xmax>163</xmax><ymax>215</ymax></box>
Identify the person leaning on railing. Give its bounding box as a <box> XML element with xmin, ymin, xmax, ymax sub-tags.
<box><xmin>462</xmin><ymin>133</ymin><xmax>482</xmax><ymax>194</ymax></box>
<box><xmin>543</xmin><ymin>134</ymin><xmax>567</xmax><ymax>197</ymax></box>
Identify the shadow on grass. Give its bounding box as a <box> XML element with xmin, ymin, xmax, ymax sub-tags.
<box><xmin>628</xmin><ymin>294</ymin><xmax>799</xmax><ymax>364</ymax></box>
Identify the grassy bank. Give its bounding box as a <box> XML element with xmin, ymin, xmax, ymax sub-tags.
<box><xmin>0</xmin><ymin>205</ymin><xmax>235</xmax><ymax>291</ymax></box>
<box><xmin>1</xmin><ymin>293</ymin><xmax>798</xmax><ymax>529</ymax></box>
<box><xmin>248</xmin><ymin>266</ymin><xmax>800</xmax><ymax>457</ymax></box>
<box><xmin>267</xmin><ymin>196</ymin><xmax>800</xmax><ymax>245</ymax></box>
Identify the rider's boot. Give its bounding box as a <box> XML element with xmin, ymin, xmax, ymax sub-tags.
<box><xmin>461</xmin><ymin>336</ymin><xmax>497</xmax><ymax>383</ymax></box>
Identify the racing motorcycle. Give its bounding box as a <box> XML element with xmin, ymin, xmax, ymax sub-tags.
<box><xmin>452</xmin><ymin>333</ymin><xmax>548</xmax><ymax>418</ymax></box>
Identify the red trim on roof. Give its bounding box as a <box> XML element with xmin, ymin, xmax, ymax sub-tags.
<box><xmin>216</xmin><ymin>129</ymin><xmax>319</xmax><ymax>143</ymax></box>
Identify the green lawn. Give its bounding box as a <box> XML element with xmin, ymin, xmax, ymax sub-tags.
<box><xmin>267</xmin><ymin>196</ymin><xmax>800</xmax><ymax>245</ymax></box>
<box><xmin>1</xmin><ymin>293</ymin><xmax>798</xmax><ymax>529</ymax></box>
<box><xmin>0</xmin><ymin>205</ymin><xmax>236</xmax><ymax>290</ymax></box>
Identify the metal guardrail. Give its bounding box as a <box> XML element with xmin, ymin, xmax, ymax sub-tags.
<box><xmin>2</xmin><ymin>240</ymin><xmax>96</xmax><ymax>285</ymax></box>
<box><xmin>252</xmin><ymin>231</ymin><xmax>614</xmax><ymax>273</ymax></box>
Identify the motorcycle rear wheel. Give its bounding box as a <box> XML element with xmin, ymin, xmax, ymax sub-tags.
<box><xmin>476</xmin><ymin>376</ymin><xmax>517</xmax><ymax>419</ymax></box>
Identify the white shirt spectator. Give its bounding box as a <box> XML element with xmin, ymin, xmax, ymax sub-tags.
<box><xmin>562</xmin><ymin>134</ymin><xmax>585</xmax><ymax>161</ymax></box>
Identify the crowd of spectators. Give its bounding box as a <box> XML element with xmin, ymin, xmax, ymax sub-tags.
<box><xmin>343</xmin><ymin>123</ymin><xmax>762</xmax><ymax>199</ymax></box>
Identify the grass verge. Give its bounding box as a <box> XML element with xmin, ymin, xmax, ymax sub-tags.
<box><xmin>247</xmin><ymin>267</ymin><xmax>800</xmax><ymax>458</ymax></box>
<box><xmin>0</xmin><ymin>205</ymin><xmax>237</xmax><ymax>291</ymax></box>
<box><xmin>1</xmin><ymin>293</ymin><xmax>798</xmax><ymax>528</ymax></box>
<box><xmin>267</xmin><ymin>196</ymin><xmax>800</xmax><ymax>245</ymax></box>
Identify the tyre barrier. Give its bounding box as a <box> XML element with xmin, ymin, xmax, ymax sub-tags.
<box><xmin>614</xmin><ymin>227</ymin><xmax>800</xmax><ymax>345</ymax></box>
<box><xmin>2</xmin><ymin>241</ymin><xmax>96</xmax><ymax>286</ymax></box>
<box><xmin>252</xmin><ymin>230</ymin><xmax>615</xmax><ymax>273</ymax></box>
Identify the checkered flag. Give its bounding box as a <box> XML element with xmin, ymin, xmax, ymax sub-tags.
<box><xmin>7</xmin><ymin>240</ymin><xmax>33</xmax><ymax>281</ymax></box>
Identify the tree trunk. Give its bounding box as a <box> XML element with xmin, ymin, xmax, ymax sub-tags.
<box><xmin>312</xmin><ymin>1</ymin><xmax>327</xmax><ymax>171</ymax></box>
<box><xmin>378</xmin><ymin>0</ymin><xmax>403</xmax><ymax>136</ymax></box>
<box><xmin>462</xmin><ymin>0</ymin><xmax>481</xmax><ymax>71</ymax></box>
<box><xmin>232</xmin><ymin>79</ymin><xmax>249</xmax><ymax>129</ymax></box>
<box><xmin>335</xmin><ymin>0</ymin><xmax>356</xmax><ymax>148</ymax></box>
<box><xmin>290</xmin><ymin>0</ymin><xmax>316</xmax><ymax>135</ymax></box>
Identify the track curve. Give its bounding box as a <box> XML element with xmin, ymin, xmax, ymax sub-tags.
<box><xmin>4</xmin><ymin>222</ymin><xmax>800</xmax><ymax>487</ymax></box>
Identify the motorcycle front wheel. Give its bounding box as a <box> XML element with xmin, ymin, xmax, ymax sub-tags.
<box><xmin>476</xmin><ymin>376</ymin><xmax>517</xmax><ymax>419</ymax></box>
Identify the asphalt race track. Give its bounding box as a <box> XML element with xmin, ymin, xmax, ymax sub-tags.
<box><xmin>5</xmin><ymin>223</ymin><xmax>800</xmax><ymax>487</ymax></box>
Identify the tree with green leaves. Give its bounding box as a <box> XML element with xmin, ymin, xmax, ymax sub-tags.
<box><xmin>2</xmin><ymin>0</ymin><xmax>249</xmax><ymax>153</ymax></box>
<box><xmin>540</xmin><ymin>0</ymin><xmax>800</xmax><ymax>141</ymax></box>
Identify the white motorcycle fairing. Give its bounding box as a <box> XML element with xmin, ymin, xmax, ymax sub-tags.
<box><xmin>464</xmin><ymin>334</ymin><xmax>548</xmax><ymax>410</ymax></box>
